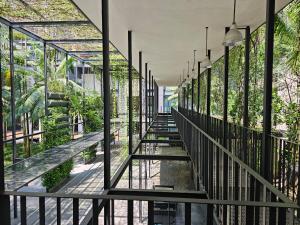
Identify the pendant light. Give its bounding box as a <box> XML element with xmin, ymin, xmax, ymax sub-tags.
<box><xmin>223</xmin><ymin>0</ymin><xmax>243</xmax><ymax>46</ymax></box>
<box><xmin>201</xmin><ymin>27</ymin><xmax>212</xmax><ymax>69</ymax></box>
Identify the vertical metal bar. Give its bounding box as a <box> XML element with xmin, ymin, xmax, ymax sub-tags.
<box><xmin>262</xmin><ymin>0</ymin><xmax>275</xmax><ymax>182</ymax></box>
<box><xmin>183</xmin><ymin>87</ymin><xmax>186</xmax><ymax>109</ymax></box>
<box><xmin>128</xmin><ymin>200</ymin><xmax>134</xmax><ymax>225</ymax></box>
<box><xmin>242</xmin><ymin>26</ymin><xmax>250</xmax><ymax>162</ymax></box>
<box><xmin>39</xmin><ymin>197</ymin><xmax>45</xmax><ymax>225</ymax></box>
<box><xmin>151</xmin><ymin>75</ymin><xmax>154</xmax><ymax>121</ymax></box>
<box><xmin>186</xmin><ymin>83</ymin><xmax>189</xmax><ymax>111</ymax></box>
<box><xmin>128</xmin><ymin>30</ymin><xmax>133</xmax><ymax>155</ymax></box>
<box><xmin>65</xmin><ymin>54</ymin><xmax>69</xmax><ymax>82</ymax></box>
<box><xmin>278</xmin><ymin>206</ymin><xmax>286</xmax><ymax>225</ymax></box>
<box><xmin>73</xmin><ymin>198</ymin><xmax>79</xmax><ymax>225</ymax></box>
<box><xmin>9</xmin><ymin>26</ymin><xmax>17</xmax><ymax>164</ymax></box>
<box><xmin>139</xmin><ymin>51</ymin><xmax>143</xmax><ymax>139</ymax></box>
<box><xmin>197</xmin><ymin>62</ymin><xmax>200</xmax><ymax>113</ymax></box>
<box><xmin>111</xmin><ymin>200</ymin><xmax>114</xmax><ymax>225</ymax></box>
<box><xmin>128</xmin><ymin>160</ymin><xmax>133</xmax><ymax>224</ymax></box>
<box><xmin>191</xmin><ymin>79</ymin><xmax>195</xmax><ymax>113</ymax></box>
<box><xmin>185</xmin><ymin>203</ymin><xmax>191</xmax><ymax>225</ymax></box>
<box><xmin>206</xmin><ymin>50</ymin><xmax>211</xmax><ymax>134</ymax></box>
<box><xmin>148</xmin><ymin>70</ymin><xmax>151</xmax><ymax>125</ymax></box>
<box><xmin>102</xmin><ymin>0</ymin><xmax>111</xmax><ymax>223</ymax></box>
<box><xmin>57</xmin><ymin>197</ymin><xmax>61</xmax><ymax>225</ymax></box>
<box><xmin>102</xmin><ymin>0</ymin><xmax>110</xmax><ymax>191</ymax></box>
<box><xmin>44</xmin><ymin>42</ymin><xmax>48</xmax><ymax>116</ymax></box>
<box><xmin>148</xmin><ymin>201</ymin><xmax>154</xmax><ymax>225</ymax></box>
<box><xmin>93</xmin><ymin>199</ymin><xmax>99</xmax><ymax>225</ymax></box>
<box><xmin>145</xmin><ymin>63</ymin><xmax>148</xmax><ymax>131</ymax></box>
<box><xmin>21</xmin><ymin>196</ymin><xmax>27</xmax><ymax>225</ymax></box>
<box><xmin>0</xmin><ymin>31</ymin><xmax>11</xmax><ymax>224</ymax></box>
<box><xmin>207</xmin><ymin>204</ymin><xmax>213</xmax><ymax>225</ymax></box>
<box><xmin>223</xmin><ymin>27</ymin><xmax>230</xmax><ymax>225</ymax></box>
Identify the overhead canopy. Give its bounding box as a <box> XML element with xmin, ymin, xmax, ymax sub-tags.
<box><xmin>73</xmin><ymin>0</ymin><xmax>292</xmax><ymax>86</ymax></box>
<box><xmin>0</xmin><ymin>0</ymin><xmax>134</xmax><ymax>68</ymax></box>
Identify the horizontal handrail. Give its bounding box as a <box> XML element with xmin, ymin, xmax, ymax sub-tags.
<box><xmin>172</xmin><ymin>108</ymin><xmax>297</xmax><ymax>206</ymax></box>
<box><xmin>3</xmin><ymin>190</ymin><xmax>298</xmax><ymax>209</ymax></box>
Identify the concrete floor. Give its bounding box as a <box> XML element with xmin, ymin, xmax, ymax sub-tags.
<box><xmin>10</xmin><ymin>116</ymin><xmax>209</xmax><ymax>225</ymax></box>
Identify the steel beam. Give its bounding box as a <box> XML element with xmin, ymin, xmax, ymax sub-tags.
<box><xmin>45</xmin><ymin>38</ymin><xmax>102</xmax><ymax>43</ymax></box>
<box><xmin>148</xmin><ymin>70</ymin><xmax>151</xmax><ymax>125</ymax></box>
<box><xmin>44</xmin><ymin>42</ymin><xmax>49</xmax><ymax>116</ymax></box>
<box><xmin>186</xmin><ymin>83</ymin><xmax>189</xmax><ymax>110</ymax></box>
<box><xmin>9</xmin><ymin>27</ymin><xmax>17</xmax><ymax>164</ymax></box>
<box><xmin>0</xmin><ymin>30</ymin><xmax>11</xmax><ymax>225</ymax></box>
<box><xmin>145</xmin><ymin>63</ymin><xmax>148</xmax><ymax>131</ymax></box>
<box><xmin>206</xmin><ymin>50</ymin><xmax>211</xmax><ymax>133</ymax></box>
<box><xmin>151</xmin><ymin>75</ymin><xmax>154</xmax><ymax>120</ymax></box>
<box><xmin>102</xmin><ymin>0</ymin><xmax>111</xmax><ymax>222</ymax></box>
<box><xmin>102</xmin><ymin>0</ymin><xmax>110</xmax><ymax>191</ymax></box>
<box><xmin>197</xmin><ymin>62</ymin><xmax>201</xmax><ymax>113</ymax></box>
<box><xmin>11</xmin><ymin>20</ymin><xmax>91</xmax><ymax>27</ymax></box>
<box><xmin>191</xmin><ymin>78</ymin><xmax>195</xmax><ymax>112</ymax></box>
<box><xmin>108</xmin><ymin>189</ymin><xmax>207</xmax><ymax>199</ymax></box>
<box><xmin>242</xmin><ymin>26</ymin><xmax>250</xmax><ymax>161</ymax></box>
<box><xmin>223</xmin><ymin>27</ymin><xmax>230</xmax><ymax>224</ymax></box>
<box><xmin>128</xmin><ymin>31</ymin><xmax>133</xmax><ymax>154</ymax></box>
<box><xmin>139</xmin><ymin>51</ymin><xmax>143</xmax><ymax>139</ymax></box>
<box><xmin>68</xmin><ymin>50</ymin><xmax>119</xmax><ymax>54</ymax></box>
<box><xmin>262</xmin><ymin>0</ymin><xmax>275</xmax><ymax>182</ymax></box>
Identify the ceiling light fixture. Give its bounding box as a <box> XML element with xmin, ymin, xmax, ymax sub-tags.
<box><xmin>201</xmin><ymin>27</ymin><xmax>212</xmax><ymax>69</ymax></box>
<box><xmin>223</xmin><ymin>0</ymin><xmax>243</xmax><ymax>46</ymax></box>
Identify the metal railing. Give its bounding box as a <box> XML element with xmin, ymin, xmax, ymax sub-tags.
<box><xmin>1</xmin><ymin>110</ymin><xmax>299</xmax><ymax>225</ymax></box>
<box><xmin>179</xmin><ymin>107</ymin><xmax>300</xmax><ymax>207</ymax></box>
<box><xmin>172</xmin><ymin>108</ymin><xmax>299</xmax><ymax>224</ymax></box>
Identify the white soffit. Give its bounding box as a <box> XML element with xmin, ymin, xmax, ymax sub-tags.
<box><xmin>73</xmin><ymin>0</ymin><xmax>292</xmax><ymax>86</ymax></box>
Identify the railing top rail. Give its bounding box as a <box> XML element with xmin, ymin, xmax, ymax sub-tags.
<box><xmin>172</xmin><ymin>108</ymin><xmax>297</xmax><ymax>207</ymax></box>
<box><xmin>182</xmin><ymin>107</ymin><xmax>300</xmax><ymax>145</ymax></box>
<box><xmin>3</xmin><ymin>189</ymin><xmax>299</xmax><ymax>209</ymax></box>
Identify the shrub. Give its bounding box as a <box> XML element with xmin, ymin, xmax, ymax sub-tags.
<box><xmin>41</xmin><ymin>112</ymin><xmax>73</xmax><ymax>191</ymax></box>
<box><xmin>42</xmin><ymin>159</ymin><xmax>73</xmax><ymax>191</ymax></box>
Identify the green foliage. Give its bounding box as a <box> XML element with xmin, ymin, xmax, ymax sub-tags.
<box><xmin>42</xmin><ymin>112</ymin><xmax>71</xmax><ymax>150</ymax></box>
<box><xmin>81</xmin><ymin>144</ymin><xmax>97</xmax><ymax>162</ymax></box>
<box><xmin>42</xmin><ymin>159</ymin><xmax>73</xmax><ymax>191</ymax></box>
<box><xmin>83</xmin><ymin>94</ymin><xmax>104</xmax><ymax>133</ymax></box>
<box><xmin>211</xmin><ymin>58</ymin><xmax>224</xmax><ymax>117</ymax></box>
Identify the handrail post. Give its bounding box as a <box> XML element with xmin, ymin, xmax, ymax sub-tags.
<box><xmin>102</xmin><ymin>0</ymin><xmax>111</xmax><ymax>223</ymax></box>
<box><xmin>145</xmin><ymin>63</ymin><xmax>148</xmax><ymax>131</ymax></box>
<box><xmin>223</xmin><ymin>27</ymin><xmax>230</xmax><ymax>225</ymax></box>
<box><xmin>206</xmin><ymin>50</ymin><xmax>211</xmax><ymax>135</ymax></box>
<box><xmin>191</xmin><ymin>78</ymin><xmax>195</xmax><ymax>113</ymax></box>
<box><xmin>197</xmin><ymin>62</ymin><xmax>201</xmax><ymax>114</ymax></box>
<box><xmin>128</xmin><ymin>30</ymin><xmax>132</xmax><ymax>155</ymax></box>
<box><xmin>139</xmin><ymin>51</ymin><xmax>143</xmax><ymax>139</ymax></box>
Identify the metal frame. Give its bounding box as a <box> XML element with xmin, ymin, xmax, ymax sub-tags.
<box><xmin>197</xmin><ymin>62</ymin><xmax>200</xmax><ymax>113</ymax></box>
<box><xmin>102</xmin><ymin>0</ymin><xmax>111</xmax><ymax>223</ymax></box>
<box><xmin>262</xmin><ymin>0</ymin><xmax>275</xmax><ymax>182</ymax></box>
<box><xmin>128</xmin><ymin>30</ymin><xmax>133</xmax><ymax>155</ymax></box>
<box><xmin>139</xmin><ymin>51</ymin><xmax>143</xmax><ymax>139</ymax></box>
<box><xmin>145</xmin><ymin>63</ymin><xmax>148</xmax><ymax>131</ymax></box>
<box><xmin>0</xmin><ymin>0</ymin><xmax>297</xmax><ymax>224</ymax></box>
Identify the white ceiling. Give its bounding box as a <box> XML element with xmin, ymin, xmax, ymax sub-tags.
<box><xmin>73</xmin><ymin>0</ymin><xmax>291</xmax><ymax>86</ymax></box>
